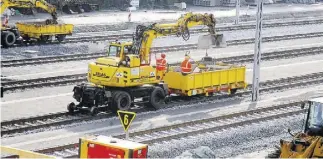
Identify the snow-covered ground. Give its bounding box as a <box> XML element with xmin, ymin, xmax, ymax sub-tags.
<box><xmin>2</xmin><ymin>85</ymin><xmax>321</xmax><ymax>152</ymax></box>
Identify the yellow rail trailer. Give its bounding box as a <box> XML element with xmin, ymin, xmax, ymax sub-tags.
<box><xmin>0</xmin><ymin>146</ymin><xmax>56</xmax><ymax>158</ymax></box>
<box><xmin>16</xmin><ymin>22</ymin><xmax>74</xmax><ymax>42</ymax></box>
<box><xmin>163</xmin><ymin>62</ymin><xmax>247</xmax><ymax>96</ymax></box>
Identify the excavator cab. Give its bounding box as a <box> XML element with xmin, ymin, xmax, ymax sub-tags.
<box><xmin>107</xmin><ymin>41</ymin><xmax>133</xmax><ymax>57</ymax></box>
<box><xmin>269</xmin><ymin>97</ymin><xmax>323</xmax><ymax>158</ymax></box>
<box><xmin>303</xmin><ymin>98</ymin><xmax>323</xmax><ymax>136</ymax></box>
<box><xmin>99</xmin><ymin>41</ymin><xmax>134</xmax><ymax>66</ymax></box>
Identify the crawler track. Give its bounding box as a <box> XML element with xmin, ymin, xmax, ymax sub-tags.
<box><xmin>2</xmin><ymin>46</ymin><xmax>323</xmax><ymax>92</ymax></box>
<box><xmin>1</xmin><ymin>71</ymin><xmax>322</xmax><ymax>136</ymax></box>
<box><xmin>33</xmin><ymin>101</ymin><xmax>305</xmax><ymax>158</ymax></box>
<box><xmin>2</xmin><ymin>18</ymin><xmax>323</xmax><ymax>49</ymax></box>
<box><xmin>2</xmin><ymin>32</ymin><xmax>323</xmax><ymax>67</ymax></box>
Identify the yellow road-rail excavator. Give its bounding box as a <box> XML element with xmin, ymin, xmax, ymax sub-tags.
<box><xmin>1</xmin><ymin>0</ymin><xmax>74</xmax><ymax>47</ymax></box>
<box><xmin>268</xmin><ymin>97</ymin><xmax>323</xmax><ymax>158</ymax></box>
<box><xmin>67</xmin><ymin>12</ymin><xmax>246</xmax><ymax>115</ymax></box>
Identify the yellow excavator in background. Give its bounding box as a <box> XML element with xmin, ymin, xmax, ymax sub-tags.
<box><xmin>67</xmin><ymin>12</ymin><xmax>231</xmax><ymax>115</ymax></box>
<box><xmin>1</xmin><ymin>0</ymin><xmax>58</xmax><ymax>24</ymax></box>
<box><xmin>268</xmin><ymin>97</ymin><xmax>323</xmax><ymax>158</ymax></box>
<box><xmin>1</xmin><ymin>0</ymin><xmax>73</xmax><ymax>47</ymax></box>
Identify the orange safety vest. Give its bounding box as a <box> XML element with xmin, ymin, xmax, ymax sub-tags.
<box><xmin>156</xmin><ymin>58</ymin><xmax>167</xmax><ymax>71</ymax></box>
<box><xmin>181</xmin><ymin>59</ymin><xmax>192</xmax><ymax>74</ymax></box>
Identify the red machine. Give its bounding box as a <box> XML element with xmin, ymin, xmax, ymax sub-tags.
<box><xmin>79</xmin><ymin>135</ymin><xmax>148</xmax><ymax>158</ymax></box>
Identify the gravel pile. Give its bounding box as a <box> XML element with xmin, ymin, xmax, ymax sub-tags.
<box><xmin>148</xmin><ymin>113</ymin><xmax>304</xmax><ymax>158</ymax></box>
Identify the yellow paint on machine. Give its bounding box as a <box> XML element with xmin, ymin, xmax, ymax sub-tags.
<box><xmin>163</xmin><ymin>63</ymin><xmax>247</xmax><ymax>96</ymax></box>
<box><xmin>0</xmin><ymin>146</ymin><xmax>56</xmax><ymax>158</ymax></box>
<box><xmin>15</xmin><ymin>22</ymin><xmax>74</xmax><ymax>38</ymax></box>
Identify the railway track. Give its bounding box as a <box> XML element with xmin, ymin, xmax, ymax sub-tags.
<box><xmin>2</xmin><ymin>31</ymin><xmax>323</xmax><ymax>67</ymax></box>
<box><xmin>32</xmin><ymin>101</ymin><xmax>306</xmax><ymax>158</ymax></box>
<box><xmin>2</xmin><ymin>45</ymin><xmax>323</xmax><ymax>92</ymax></box>
<box><xmin>1</xmin><ymin>71</ymin><xmax>322</xmax><ymax>136</ymax></box>
<box><xmin>2</xmin><ymin>18</ymin><xmax>323</xmax><ymax>49</ymax></box>
<box><xmin>71</xmin><ymin>18</ymin><xmax>323</xmax><ymax>34</ymax></box>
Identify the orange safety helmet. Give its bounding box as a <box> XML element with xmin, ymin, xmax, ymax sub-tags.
<box><xmin>161</xmin><ymin>53</ymin><xmax>166</xmax><ymax>59</ymax></box>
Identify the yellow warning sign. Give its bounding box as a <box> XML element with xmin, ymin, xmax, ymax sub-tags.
<box><xmin>117</xmin><ymin>110</ymin><xmax>136</xmax><ymax>132</ymax></box>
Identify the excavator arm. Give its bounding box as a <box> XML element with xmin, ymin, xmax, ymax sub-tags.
<box><xmin>131</xmin><ymin>12</ymin><xmax>226</xmax><ymax>64</ymax></box>
<box><xmin>0</xmin><ymin>0</ymin><xmax>58</xmax><ymax>24</ymax></box>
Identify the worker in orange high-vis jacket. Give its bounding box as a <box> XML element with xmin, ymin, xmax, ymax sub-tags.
<box><xmin>181</xmin><ymin>53</ymin><xmax>192</xmax><ymax>75</ymax></box>
<box><xmin>156</xmin><ymin>53</ymin><xmax>167</xmax><ymax>80</ymax></box>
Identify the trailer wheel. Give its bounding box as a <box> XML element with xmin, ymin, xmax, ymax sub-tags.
<box><xmin>90</xmin><ymin>106</ymin><xmax>98</xmax><ymax>116</ymax></box>
<box><xmin>82</xmin><ymin>4</ymin><xmax>92</xmax><ymax>12</ymax></box>
<box><xmin>56</xmin><ymin>35</ymin><xmax>66</xmax><ymax>42</ymax></box>
<box><xmin>67</xmin><ymin>102</ymin><xmax>76</xmax><ymax>113</ymax></box>
<box><xmin>2</xmin><ymin>31</ymin><xmax>16</xmax><ymax>47</ymax></box>
<box><xmin>230</xmin><ymin>88</ymin><xmax>237</xmax><ymax>95</ymax></box>
<box><xmin>40</xmin><ymin>35</ymin><xmax>49</xmax><ymax>42</ymax></box>
<box><xmin>111</xmin><ymin>91</ymin><xmax>132</xmax><ymax>112</ymax></box>
<box><xmin>146</xmin><ymin>87</ymin><xmax>166</xmax><ymax>110</ymax></box>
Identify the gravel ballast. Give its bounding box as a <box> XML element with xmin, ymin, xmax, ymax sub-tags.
<box><xmin>148</xmin><ymin>113</ymin><xmax>304</xmax><ymax>158</ymax></box>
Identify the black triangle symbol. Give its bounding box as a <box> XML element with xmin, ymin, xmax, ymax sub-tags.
<box><xmin>117</xmin><ymin>111</ymin><xmax>136</xmax><ymax>131</ymax></box>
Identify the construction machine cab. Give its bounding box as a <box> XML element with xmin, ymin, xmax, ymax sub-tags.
<box><xmin>99</xmin><ymin>41</ymin><xmax>135</xmax><ymax>67</ymax></box>
<box><xmin>303</xmin><ymin>97</ymin><xmax>323</xmax><ymax>136</ymax></box>
<box><xmin>107</xmin><ymin>41</ymin><xmax>133</xmax><ymax>58</ymax></box>
<box><xmin>269</xmin><ymin>97</ymin><xmax>323</xmax><ymax>158</ymax></box>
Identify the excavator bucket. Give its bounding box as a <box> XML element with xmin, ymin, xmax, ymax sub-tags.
<box><xmin>197</xmin><ymin>34</ymin><xmax>227</xmax><ymax>49</ymax></box>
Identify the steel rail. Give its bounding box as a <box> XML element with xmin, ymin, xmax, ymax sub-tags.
<box><xmin>1</xmin><ymin>71</ymin><xmax>321</xmax><ymax>136</ymax></box>
<box><xmin>2</xmin><ymin>46</ymin><xmax>323</xmax><ymax>92</ymax></box>
<box><xmin>34</xmin><ymin>101</ymin><xmax>306</xmax><ymax>158</ymax></box>
<box><xmin>2</xmin><ymin>18</ymin><xmax>323</xmax><ymax>49</ymax></box>
<box><xmin>2</xmin><ymin>31</ymin><xmax>323</xmax><ymax>67</ymax></box>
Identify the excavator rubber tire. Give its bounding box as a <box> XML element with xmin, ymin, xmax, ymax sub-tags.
<box><xmin>1</xmin><ymin>31</ymin><xmax>16</xmax><ymax>47</ymax></box>
<box><xmin>111</xmin><ymin>91</ymin><xmax>132</xmax><ymax>113</ymax></box>
<box><xmin>146</xmin><ymin>86</ymin><xmax>166</xmax><ymax>110</ymax></box>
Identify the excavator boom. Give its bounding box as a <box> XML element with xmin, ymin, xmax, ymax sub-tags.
<box><xmin>131</xmin><ymin>12</ymin><xmax>227</xmax><ymax>64</ymax></box>
<box><xmin>0</xmin><ymin>0</ymin><xmax>58</xmax><ymax>23</ymax></box>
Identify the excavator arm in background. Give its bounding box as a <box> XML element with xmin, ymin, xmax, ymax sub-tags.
<box><xmin>131</xmin><ymin>12</ymin><xmax>227</xmax><ymax>64</ymax></box>
<box><xmin>0</xmin><ymin>0</ymin><xmax>58</xmax><ymax>24</ymax></box>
